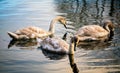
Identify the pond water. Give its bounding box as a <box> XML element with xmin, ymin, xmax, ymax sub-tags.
<box><xmin>0</xmin><ymin>0</ymin><xmax>120</xmax><ymax>73</ymax></box>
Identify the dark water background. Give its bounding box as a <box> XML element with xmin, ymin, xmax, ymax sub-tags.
<box><xmin>0</xmin><ymin>0</ymin><xmax>120</xmax><ymax>73</ymax></box>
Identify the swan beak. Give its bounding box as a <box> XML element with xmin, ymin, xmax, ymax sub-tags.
<box><xmin>64</xmin><ymin>24</ymin><xmax>67</xmax><ymax>29</ymax></box>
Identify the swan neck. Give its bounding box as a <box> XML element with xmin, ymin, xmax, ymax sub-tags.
<box><xmin>68</xmin><ymin>54</ymin><xmax>75</xmax><ymax>66</ymax></box>
<box><xmin>49</xmin><ymin>19</ymin><xmax>57</xmax><ymax>34</ymax></box>
<box><xmin>104</xmin><ymin>25</ymin><xmax>110</xmax><ymax>32</ymax></box>
<box><xmin>104</xmin><ymin>24</ymin><xmax>114</xmax><ymax>40</ymax></box>
<box><xmin>69</xmin><ymin>42</ymin><xmax>74</xmax><ymax>54</ymax></box>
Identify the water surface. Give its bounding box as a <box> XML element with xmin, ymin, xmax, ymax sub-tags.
<box><xmin>0</xmin><ymin>0</ymin><xmax>120</xmax><ymax>73</ymax></box>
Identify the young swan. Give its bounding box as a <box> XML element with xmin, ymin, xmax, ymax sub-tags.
<box><xmin>74</xmin><ymin>20</ymin><xmax>114</xmax><ymax>44</ymax></box>
<box><xmin>7</xmin><ymin>16</ymin><xmax>67</xmax><ymax>40</ymax></box>
<box><xmin>40</xmin><ymin>37</ymin><xmax>76</xmax><ymax>55</ymax></box>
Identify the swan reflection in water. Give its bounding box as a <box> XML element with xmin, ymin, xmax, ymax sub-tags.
<box><xmin>40</xmin><ymin>49</ymin><xmax>67</xmax><ymax>60</ymax></box>
<box><xmin>77</xmin><ymin>41</ymin><xmax>111</xmax><ymax>50</ymax></box>
<box><xmin>68</xmin><ymin>54</ymin><xmax>79</xmax><ymax>73</ymax></box>
<box><xmin>8</xmin><ymin>38</ymin><xmax>42</xmax><ymax>50</ymax></box>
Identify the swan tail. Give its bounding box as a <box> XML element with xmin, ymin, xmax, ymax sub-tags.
<box><xmin>7</xmin><ymin>31</ymin><xmax>19</xmax><ymax>40</ymax></box>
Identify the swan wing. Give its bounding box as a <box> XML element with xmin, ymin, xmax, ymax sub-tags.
<box><xmin>15</xmin><ymin>26</ymin><xmax>47</xmax><ymax>34</ymax></box>
<box><xmin>76</xmin><ymin>25</ymin><xmax>109</xmax><ymax>38</ymax></box>
<box><xmin>41</xmin><ymin>37</ymin><xmax>69</xmax><ymax>53</ymax></box>
<box><xmin>14</xmin><ymin>26</ymin><xmax>51</xmax><ymax>38</ymax></box>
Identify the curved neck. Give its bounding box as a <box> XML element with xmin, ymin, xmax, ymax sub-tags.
<box><xmin>103</xmin><ymin>24</ymin><xmax>114</xmax><ymax>40</ymax></box>
<box><xmin>68</xmin><ymin>54</ymin><xmax>79</xmax><ymax>73</ymax></box>
<box><xmin>68</xmin><ymin>54</ymin><xmax>75</xmax><ymax>66</ymax></box>
<box><xmin>49</xmin><ymin>19</ymin><xmax>57</xmax><ymax>34</ymax></box>
<box><xmin>103</xmin><ymin>25</ymin><xmax>110</xmax><ymax>33</ymax></box>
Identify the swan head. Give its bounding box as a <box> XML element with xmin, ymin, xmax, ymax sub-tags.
<box><xmin>49</xmin><ymin>16</ymin><xmax>67</xmax><ymax>34</ymax></box>
<box><xmin>57</xmin><ymin>16</ymin><xmax>67</xmax><ymax>29</ymax></box>
<box><xmin>103</xmin><ymin>20</ymin><xmax>114</xmax><ymax>32</ymax></box>
<box><xmin>103</xmin><ymin>20</ymin><xmax>114</xmax><ymax>39</ymax></box>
